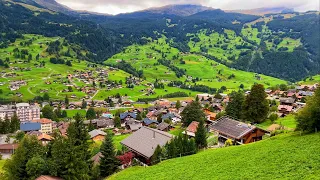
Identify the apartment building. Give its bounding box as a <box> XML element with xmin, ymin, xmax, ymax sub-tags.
<box><xmin>0</xmin><ymin>103</ymin><xmax>40</xmax><ymax>122</ymax></box>
<box><xmin>32</xmin><ymin>118</ymin><xmax>53</xmax><ymax>134</ymax></box>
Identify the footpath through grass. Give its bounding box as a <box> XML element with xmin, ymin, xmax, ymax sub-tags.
<box><xmin>109</xmin><ymin>132</ymin><xmax>320</xmax><ymax>180</ymax></box>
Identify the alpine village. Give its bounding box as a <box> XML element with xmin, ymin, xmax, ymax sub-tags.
<box><xmin>0</xmin><ymin>0</ymin><xmax>319</xmax><ymax>179</ymax></box>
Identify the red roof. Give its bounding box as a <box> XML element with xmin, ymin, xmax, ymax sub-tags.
<box><xmin>36</xmin><ymin>175</ymin><xmax>62</xmax><ymax>180</ymax></box>
<box><xmin>0</xmin><ymin>143</ymin><xmax>18</xmax><ymax>150</ymax></box>
<box><xmin>32</xmin><ymin>118</ymin><xmax>53</xmax><ymax>124</ymax></box>
<box><xmin>278</xmin><ymin>105</ymin><xmax>293</xmax><ymax>112</ymax></box>
<box><xmin>186</xmin><ymin>121</ymin><xmax>199</xmax><ymax>133</ymax></box>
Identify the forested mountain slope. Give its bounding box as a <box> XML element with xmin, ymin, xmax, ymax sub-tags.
<box><xmin>0</xmin><ymin>0</ymin><xmax>319</xmax><ymax>82</ymax></box>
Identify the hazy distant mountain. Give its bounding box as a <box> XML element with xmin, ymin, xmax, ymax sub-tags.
<box><xmin>141</xmin><ymin>4</ymin><xmax>213</xmax><ymax>16</ymax></box>
<box><xmin>227</xmin><ymin>7</ymin><xmax>295</xmax><ymax>15</ymax></box>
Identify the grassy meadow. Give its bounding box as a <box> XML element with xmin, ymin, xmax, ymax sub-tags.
<box><xmin>109</xmin><ymin>132</ymin><xmax>320</xmax><ymax>180</ymax></box>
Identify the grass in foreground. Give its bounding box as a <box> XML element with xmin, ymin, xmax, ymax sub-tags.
<box><xmin>109</xmin><ymin>132</ymin><xmax>320</xmax><ymax>180</ymax></box>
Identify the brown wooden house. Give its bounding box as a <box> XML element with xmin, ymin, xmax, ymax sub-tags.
<box><xmin>210</xmin><ymin>116</ymin><xmax>268</xmax><ymax>145</ymax></box>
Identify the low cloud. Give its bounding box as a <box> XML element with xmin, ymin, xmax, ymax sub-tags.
<box><xmin>56</xmin><ymin>0</ymin><xmax>319</xmax><ymax>15</ymax></box>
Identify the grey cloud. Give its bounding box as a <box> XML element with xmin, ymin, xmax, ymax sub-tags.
<box><xmin>56</xmin><ymin>0</ymin><xmax>319</xmax><ymax>14</ymax></box>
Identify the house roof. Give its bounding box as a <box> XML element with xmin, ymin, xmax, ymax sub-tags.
<box><xmin>121</xmin><ymin>126</ymin><xmax>173</xmax><ymax>158</ymax></box>
<box><xmin>120</xmin><ymin>112</ymin><xmax>137</xmax><ymax>120</ymax></box>
<box><xmin>210</xmin><ymin>116</ymin><xmax>259</xmax><ymax>139</ymax></box>
<box><xmin>186</xmin><ymin>121</ymin><xmax>199</xmax><ymax>134</ymax></box>
<box><xmin>89</xmin><ymin>129</ymin><xmax>106</xmax><ymax>139</ymax></box>
<box><xmin>142</xmin><ymin>118</ymin><xmax>158</xmax><ymax>126</ymax></box>
<box><xmin>128</xmin><ymin>123</ymin><xmax>142</xmax><ymax>131</ymax></box>
<box><xmin>157</xmin><ymin>122</ymin><xmax>170</xmax><ymax>131</ymax></box>
<box><xmin>35</xmin><ymin>176</ymin><xmax>62</xmax><ymax>180</ymax></box>
<box><xmin>38</xmin><ymin>134</ymin><xmax>52</xmax><ymax>141</ymax></box>
<box><xmin>161</xmin><ymin>113</ymin><xmax>175</xmax><ymax>120</ymax></box>
<box><xmin>20</xmin><ymin>122</ymin><xmax>41</xmax><ymax>132</ymax></box>
<box><xmin>280</xmin><ymin>97</ymin><xmax>295</xmax><ymax>104</ymax></box>
<box><xmin>91</xmin><ymin>152</ymin><xmax>103</xmax><ymax>165</ymax></box>
<box><xmin>278</xmin><ymin>105</ymin><xmax>293</xmax><ymax>112</ymax></box>
<box><xmin>32</xmin><ymin>118</ymin><xmax>52</xmax><ymax>124</ymax></box>
<box><xmin>0</xmin><ymin>143</ymin><xmax>18</xmax><ymax>150</ymax></box>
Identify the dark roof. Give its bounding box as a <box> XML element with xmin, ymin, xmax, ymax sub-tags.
<box><xmin>210</xmin><ymin>116</ymin><xmax>258</xmax><ymax>139</ymax></box>
<box><xmin>20</xmin><ymin>122</ymin><xmax>41</xmax><ymax>132</ymax></box>
<box><xmin>157</xmin><ymin>122</ymin><xmax>170</xmax><ymax>131</ymax></box>
<box><xmin>121</xmin><ymin>127</ymin><xmax>173</xmax><ymax>158</ymax></box>
<box><xmin>128</xmin><ymin>123</ymin><xmax>142</xmax><ymax>131</ymax></box>
<box><xmin>142</xmin><ymin>118</ymin><xmax>158</xmax><ymax>126</ymax></box>
<box><xmin>280</xmin><ymin>97</ymin><xmax>295</xmax><ymax>104</ymax></box>
<box><xmin>120</xmin><ymin>112</ymin><xmax>137</xmax><ymax>120</ymax></box>
<box><xmin>161</xmin><ymin>113</ymin><xmax>175</xmax><ymax>120</ymax></box>
<box><xmin>97</xmin><ymin>119</ymin><xmax>114</xmax><ymax>127</ymax></box>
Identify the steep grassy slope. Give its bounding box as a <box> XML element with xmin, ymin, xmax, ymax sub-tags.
<box><xmin>110</xmin><ymin>132</ymin><xmax>320</xmax><ymax>180</ymax></box>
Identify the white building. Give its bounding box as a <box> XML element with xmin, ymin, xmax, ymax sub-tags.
<box><xmin>0</xmin><ymin>103</ymin><xmax>40</xmax><ymax>122</ymax></box>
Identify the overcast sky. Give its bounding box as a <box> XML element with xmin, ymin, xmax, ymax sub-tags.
<box><xmin>56</xmin><ymin>0</ymin><xmax>319</xmax><ymax>15</ymax></box>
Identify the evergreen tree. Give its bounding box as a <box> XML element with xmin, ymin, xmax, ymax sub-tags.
<box><xmin>151</xmin><ymin>145</ymin><xmax>162</xmax><ymax>165</ymax></box>
<box><xmin>296</xmin><ymin>87</ymin><xmax>320</xmax><ymax>132</ymax></box>
<box><xmin>88</xmin><ymin>120</ymin><xmax>95</xmax><ymax>131</ymax></box>
<box><xmin>181</xmin><ymin>101</ymin><xmax>205</xmax><ymax>126</ymax></box>
<box><xmin>157</xmin><ymin>113</ymin><xmax>163</xmax><ymax>123</ymax></box>
<box><xmin>82</xmin><ymin>99</ymin><xmax>87</xmax><ymax>109</ymax></box>
<box><xmin>3</xmin><ymin>115</ymin><xmax>10</xmax><ymax>134</ymax></box>
<box><xmin>195</xmin><ymin>120</ymin><xmax>207</xmax><ymax>149</ymax></box>
<box><xmin>225</xmin><ymin>91</ymin><xmax>245</xmax><ymax>119</ymax></box>
<box><xmin>65</xmin><ymin>95</ymin><xmax>69</xmax><ymax>105</ymax></box>
<box><xmin>63</xmin><ymin>113</ymin><xmax>91</xmax><ymax>180</ymax></box>
<box><xmin>114</xmin><ymin>116</ymin><xmax>121</xmax><ymax>128</ymax></box>
<box><xmin>86</xmin><ymin>107</ymin><xmax>96</xmax><ymax>120</ymax></box>
<box><xmin>10</xmin><ymin>113</ymin><xmax>20</xmax><ymax>133</ymax></box>
<box><xmin>99</xmin><ymin>134</ymin><xmax>120</xmax><ymax>177</ymax></box>
<box><xmin>43</xmin><ymin>93</ymin><xmax>50</xmax><ymax>101</ymax></box>
<box><xmin>136</xmin><ymin>112</ymin><xmax>142</xmax><ymax>120</ymax></box>
<box><xmin>62</xmin><ymin>110</ymin><xmax>67</xmax><ymax>118</ymax></box>
<box><xmin>243</xmin><ymin>84</ymin><xmax>269</xmax><ymax>123</ymax></box>
<box><xmin>175</xmin><ymin>100</ymin><xmax>181</xmax><ymax>109</ymax></box>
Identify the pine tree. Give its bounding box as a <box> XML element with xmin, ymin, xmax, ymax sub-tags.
<box><xmin>151</xmin><ymin>145</ymin><xmax>162</xmax><ymax>165</ymax></box>
<box><xmin>175</xmin><ymin>100</ymin><xmax>181</xmax><ymax>109</ymax></box>
<box><xmin>181</xmin><ymin>101</ymin><xmax>205</xmax><ymax>126</ymax></box>
<box><xmin>99</xmin><ymin>134</ymin><xmax>120</xmax><ymax>177</ymax></box>
<box><xmin>63</xmin><ymin>113</ymin><xmax>91</xmax><ymax>180</ymax></box>
<box><xmin>86</xmin><ymin>107</ymin><xmax>96</xmax><ymax>120</ymax></box>
<box><xmin>43</xmin><ymin>92</ymin><xmax>50</xmax><ymax>101</ymax></box>
<box><xmin>65</xmin><ymin>95</ymin><xmax>69</xmax><ymax>105</ymax></box>
<box><xmin>195</xmin><ymin>120</ymin><xmax>207</xmax><ymax>149</ymax></box>
<box><xmin>243</xmin><ymin>84</ymin><xmax>269</xmax><ymax>123</ymax></box>
<box><xmin>10</xmin><ymin>113</ymin><xmax>20</xmax><ymax>133</ymax></box>
<box><xmin>3</xmin><ymin>115</ymin><xmax>10</xmax><ymax>134</ymax></box>
<box><xmin>225</xmin><ymin>91</ymin><xmax>245</xmax><ymax>119</ymax></box>
<box><xmin>81</xmin><ymin>99</ymin><xmax>87</xmax><ymax>109</ymax></box>
<box><xmin>114</xmin><ymin>116</ymin><xmax>121</xmax><ymax>128</ymax></box>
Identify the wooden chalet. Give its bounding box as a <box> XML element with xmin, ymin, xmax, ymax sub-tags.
<box><xmin>210</xmin><ymin>116</ymin><xmax>268</xmax><ymax>145</ymax></box>
<box><xmin>121</xmin><ymin>126</ymin><xmax>173</xmax><ymax>164</ymax></box>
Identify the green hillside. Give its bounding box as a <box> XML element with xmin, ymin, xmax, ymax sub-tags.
<box><xmin>106</xmin><ymin>36</ymin><xmax>286</xmax><ymax>93</ymax></box>
<box><xmin>109</xmin><ymin>132</ymin><xmax>320</xmax><ymax>180</ymax></box>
